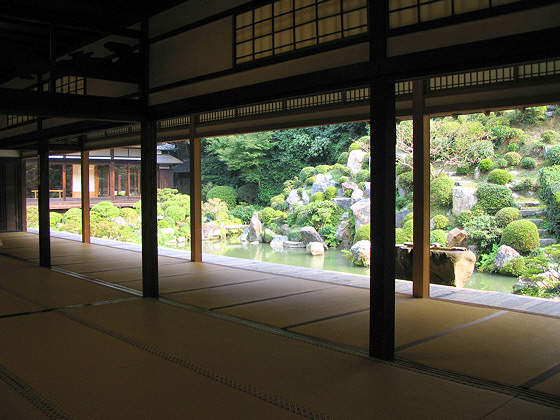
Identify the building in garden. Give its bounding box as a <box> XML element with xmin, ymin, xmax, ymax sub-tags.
<box><xmin>0</xmin><ymin>1</ymin><xmax>559</xmax><ymax>417</ymax></box>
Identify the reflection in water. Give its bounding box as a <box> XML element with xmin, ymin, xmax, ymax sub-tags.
<box><xmin>168</xmin><ymin>239</ymin><xmax>517</xmax><ymax>293</ymax></box>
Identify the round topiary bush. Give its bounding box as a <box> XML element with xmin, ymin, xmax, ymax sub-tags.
<box><xmin>91</xmin><ymin>201</ymin><xmax>120</xmax><ymax>219</ymax></box>
<box><xmin>339</xmin><ymin>176</ymin><xmax>349</xmax><ymax>184</ymax></box>
<box><xmin>299</xmin><ymin>166</ymin><xmax>317</xmax><ymax>180</ymax></box>
<box><xmin>354</xmin><ymin>223</ymin><xmax>370</xmax><ymax>242</ymax></box>
<box><xmin>494</xmin><ymin>207</ymin><xmax>521</xmax><ymax>228</ymax></box>
<box><xmin>316</xmin><ymin>165</ymin><xmax>330</xmax><ymax>174</ymax></box>
<box><xmin>500</xmin><ymin>219</ymin><xmax>539</xmax><ymax>253</ymax></box>
<box><xmin>545</xmin><ymin>144</ymin><xmax>560</xmax><ymax>165</ymax></box>
<box><xmin>541</xmin><ymin>130</ymin><xmax>560</xmax><ymax>144</ymax></box>
<box><xmin>62</xmin><ymin>207</ymin><xmax>82</xmax><ymax>223</ymax></box>
<box><xmin>520</xmin><ymin>157</ymin><xmax>536</xmax><ymax>169</ymax></box>
<box><xmin>430</xmin><ymin>175</ymin><xmax>454</xmax><ymax>207</ymax></box>
<box><xmin>430</xmin><ymin>229</ymin><xmax>448</xmax><ymax>245</ymax></box>
<box><xmin>325</xmin><ymin>186</ymin><xmax>337</xmax><ymax>200</ymax></box>
<box><xmin>478</xmin><ymin>158</ymin><xmax>493</xmax><ymax>172</ymax></box>
<box><xmin>50</xmin><ymin>212</ymin><xmax>62</xmax><ymax>228</ymax></box>
<box><xmin>120</xmin><ymin>207</ymin><xmax>139</xmax><ymax>223</ymax></box>
<box><xmin>337</xmin><ymin>152</ymin><xmax>349</xmax><ymax>165</ymax></box>
<box><xmin>258</xmin><ymin>207</ymin><xmax>277</xmax><ymax>225</ymax></box>
<box><xmin>348</xmin><ymin>142</ymin><xmax>361</xmax><ymax>152</ymax></box>
<box><xmin>432</xmin><ymin>214</ymin><xmax>449</xmax><ymax>230</ymax></box>
<box><xmin>164</xmin><ymin>205</ymin><xmax>187</xmax><ymax>225</ymax></box>
<box><xmin>355</xmin><ymin>170</ymin><xmax>370</xmax><ymax>183</ymax></box>
<box><xmin>476</xmin><ymin>183</ymin><xmax>515</xmax><ymax>215</ymax></box>
<box><xmin>504</xmin><ymin>151</ymin><xmax>522</xmax><ymax>166</ymax></box>
<box><xmin>311</xmin><ymin>192</ymin><xmax>325</xmax><ymax>202</ymax></box>
<box><xmin>487</xmin><ymin>169</ymin><xmax>512</xmax><ymax>185</ymax></box>
<box><xmin>206</xmin><ymin>186</ymin><xmax>237</xmax><ymax>209</ymax></box>
<box><xmin>494</xmin><ymin>158</ymin><xmax>508</xmax><ymax>168</ymax></box>
<box><xmin>395</xmin><ymin>228</ymin><xmax>413</xmax><ymax>244</ymax></box>
<box><xmin>304</xmin><ymin>175</ymin><xmax>317</xmax><ymax>186</ymax></box>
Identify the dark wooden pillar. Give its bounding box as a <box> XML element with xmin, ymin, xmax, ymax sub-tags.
<box><xmin>38</xmin><ymin>139</ymin><xmax>51</xmax><ymax>268</ymax></box>
<box><xmin>141</xmin><ymin>120</ymin><xmax>158</xmax><ymax>297</ymax></box>
<box><xmin>21</xmin><ymin>158</ymin><xmax>27</xmax><ymax>232</ymax></box>
<box><xmin>412</xmin><ymin>79</ymin><xmax>431</xmax><ymax>298</ymax></box>
<box><xmin>81</xmin><ymin>150</ymin><xmax>90</xmax><ymax>243</ymax></box>
<box><xmin>369</xmin><ymin>0</ymin><xmax>395</xmax><ymax>360</ymax></box>
<box><xmin>109</xmin><ymin>149</ymin><xmax>115</xmax><ymax>201</ymax></box>
<box><xmin>62</xmin><ymin>163</ymin><xmax>67</xmax><ymax>200</ymax></box>
<box><xmin>189</xmin><ymin>117</ymin><xmax>202</xmax><ymax>262</ymax></box>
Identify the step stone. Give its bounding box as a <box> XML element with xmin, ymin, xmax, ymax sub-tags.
<box><xmin>526</xmin><ymin>218</ymin><xmax>545</xmax><ymax>226</ymax></box>
<box><xmin>540</xmin><ymin>238</ymin><xmax>557</xmax><ymax>247</ymax></box>
<box><xmin>521</xmin><ymin>209</ymin><xmax>544</xmax><ymax>217</ymax></box>
<box><xmin>538</xmin><ymin>229</ymin><xmax>549</xmax><ymax>236</ymax></box>
<box><xmin>515</xmin><ymin>201</ymin><xmax>541</xmax><ymax>208</ymax></box>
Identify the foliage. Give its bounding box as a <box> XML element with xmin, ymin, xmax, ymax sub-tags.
<box><xmin>316</xmin><ymin>165</ymin><xmax>331</xmax><ymax>174</ymax></box>
<box><xmin>476</xmin><ymin>183</ymin><xmax>515</xmax><ymax>215</ymax></box>
<box><xmin>395</xmin><ymin>227</ymin><xmax>413</xmax><ymax>244</ymax></box>
<box><xmin>501</xmin><ymin>220</ymin><xmax>540</xmax><ymax>253</ymax></box>
<box><xmin>487</xmin><ymin>169</ymin><xmax>512</xmax><ymax>185</ymax></box>
<box><xmin>432</xmin><ymin>214</ymin><xmax>449</xmax><ymax>230</ymax></box>
<box><xmin>304</xmin><ymin>175</ymin><xmax>317</xmax><ymax>185</ymax></box>
<box><xmin>512</xmin><ymin>176</ymin><xmax>539</xmax><ymax>192</ymax></box>
<box><xmin>477</xmin><ymin>244</ymin><xmax>498</xmax><ymax>272</ymax></box>
<box><xmin>466</xmin><ymin>140</ymin><xmax>494</xmax><ymax>163</ymax></box>
<box><xmin>258</xmin><ymin>207</ymin><xmax>285</xmax><ymax>225</ymax></box>
<box><xmin>62</xmin><ymin>208</ymin><xmax>82</xmax><ymax>223</ymax></box>
<box><xmin>206</xmin><ymin>186</ymin><xmax>237</xmax><ymax>209</ymax></box>
<box><xmin>494</xmin><ymin>207</ymin><xmax>521</xmax><ymax>228</ymax></box>
<box><xmin>164</xmin><ymin>205</ymin><xmax>187</xmax><ymax>225</ymax></box>
<box><xmin>120</xmin><ymin>207</ymin><xmax>139</xmax><ymax>223</ymax></box>
<box><xmin>338</xmin><ymin>152</ymin><xmax>349</xmax><ymax>165</ymax></box>
<box><xmin>50</xmin><ymin>212</ymin><xmax>62</xmax><ymax>228</ymax></box>
<box><xmin>325</xmin><ymin>186</ymin><xmax>337</xmax><ymax>200</ymax></box>
<box><xmin>355</xmin><ymin>170</ymin><xmax>370</xmax><ymax>183</ymax></box>
<box><xmin>539</xmin><ymin>166</ymin><xmax>560</xmax><ymax>239</ymax></box>
<box><xmin>456</xmin><ymin>210</ymin><xmax>473</xmax><ymax>228</ymax></box>
<box><xmin>237</xmin><ymin>183</ymin><xmax>258</xmax><ymax>204</ymax></box>
<box><xmin>520</xmin><ymin>157</ymin><xmax>536</xmax><ymax>169</ymax></box>
<box><xmin>503</xmin><ymin>151</ymin><xmax>522</xmax><ymax>166</ymax></box>
<box><xmin>288</xmin><ymin>227</ymin><xmax>303</xmax><ymax>241</ymax></box>
<box><xmin>157</xmin><ymin>188</ymin><xmax>178</xmax><ymax>203</ymax></box>
<box><xmin>398</xmin><ymin>171</ymin><xmax>414</xmax><ymax>191</ymax></box>
<box><xmin>499</xmin><ymin>257</ymin><xmax>527</xmax><ymax>277</ymax></box>
<box><xmin>158</xmin><ymin>219</ymin><xmax>170</xmax><ymax>229</ymax></box>
<box><xmin>430</xmin><ymin>175</ymin><xmax>454</xmax><ymax>207</ymax></box>
<box><xmin>311</xmin><ymin>192</ymin><xmax>325</xmax><ymax>202</ymax></box>
<box><xmin>91</xmin><ymin>201</ymin><xmax>120</xmax><ymax>219</ymax></box>
<box><xmin>232</xmin><ymin>204</ymin><xmax>259</xmax><ymax>224</ymax></box>
<box><xmin>300</xmin><ymin>167</ymin><xmax>317</xmax><ymax>179</ymax></box>
<box><xmin>91</xmin><ymin>220</ymin><xmax>119</xmax><ymax>240</ymax></box>
<box><xmin>202</xmin><ymin>198</ymin><xmax>228</xmax><ymax>220</ymax></box>
<box><xmin>478</xmin><ymin>158</ymin><xmax>493</xmax><ymax>172</ymax></box>
<box><xmin>354</xmin><ymin>223</ymin><xmax>370</xmax><ymax>242</ymax></box>
<box><xmin>462</xmin><ymin>211</ymin><xmax>502</xmax><ymax>253</ymax></box>
<box><xmin>545</xmin><ymin>144</ymin><xmax>560</xmax><ymax>165</ymax></box>
<box><xmin>430</xmin><ymin>229</ymin><xmax>448</xmax><ymax>245</ymax></box>
<box><xmin>456</xmin><ymin>164</ymin><xmax>470</xmax><ymax>175</ymax></box>
<box><xmin>541</xmin><ymin>130</ymin><xmax>560</xmax><ymax>144</ymax></box>
<box><xmin>319</xmin><ymin>225</ymin><xmax>339</xmax><ymax>247</ymax></box>
<box><xmin>339</xmin><ymin>176</ymin><xmax>349</xmax><ymax>183</ymax></box>
<box><xmin>507</xmin><ymin>106</ymin><xmax>546</xmax><ymax>126</ymax></box>
<box><xmin>507</xmin><ymin>143</ymin><xmax>519</xmax><ymax>152</ymax></box>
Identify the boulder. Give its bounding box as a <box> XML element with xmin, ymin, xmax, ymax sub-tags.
<box><xmin>111</xmin><ymin>216</ymin><xmax>127</xmax><ymax>226</ymax></box>
<box><xmin>347</xmin><ymin>150</ymin><xmax>367</xmax><ymax>175</ymax></box>
<box><xmin>363</xmin><ymin>182</ymin><xmax>371</xmax><ymax>197</ymax></box>
<box><xmin>270</xmin><ymin>235</ymin><xmax>289</xmax><ymax>247</ymax></box>
<box><xmin>248</xmin><ymin>212</ymin><xmax>262</xmax><ymax>242</ymax></box>
<box><xmin>351</xmin><ymin>189</ymin><xmax>364</xmax><ymax>201</ymax></box>
<box><xmin>350</xmin><ymin>199</ymin><xmax>370</xmax><ymax>231</ymax></box>
<box><xmin>395</xmin><ymin>208</ymin><xmax>413</xmax><ymax>228</ymax></box>
<box><xmin>335</xmin><ymin>221</ymin><xmax>354</xmax><ymax>250</ymax></box>
<box><xmin>278</xmin><ymin>224</ymin><xmax>291</xmax><ymax>236</ymax></box>
<box><xmin>306</xmin><ymin>242</ymin><xmax>325</xmax><ymax>256</ymax></box>
<box><xmin>286</xmin><ymin>189</ymin><xmax>303</xmax><ymax>208</ymax></box>
<box><xmin>310</xmin><ymin>174</ymin><xmax>337</xmax><ymax>195</ymax></box>
<box><xmin>341</xmin><ymin>181</ymin><xmax>359</xmax><ymax>191</ymax></box>
<box><xmin>302</xmin><ymin>190</ymin><xmax>310</xmax><ymax>205</ymax></box>
<box><xmin>446</xmin><ymin>228</ymin><xmax>468</xmax><ymax>247</ymax></box>
<box><xmin>350</xmin><ymin>240</ymin><xmax>371</xmax><ymax>267</ymax></box>
<box><xmin>201</xmin><ymin>222</ymin><xmax>221</xmax><ymax>240</ymax></box>
<box><xmin>452</xmin><ymin>187</ymin><xmax>478</xmax><ymax>216</ymax></box>
<box><xmin>331</xmin><ymin>197</ymin><xmax>353</xmax><ymax>210</ymax></box>
<box><xmin>300</xmin><ymin>226</ymin><xmax>328</xmax><ymax>250</ymax></box>
<box><xmin>262</xmin><ymin>228</ymin><xmax>276</xmax><ymax>243</ymax></box>
<box><xmin>284</xmin><ymin>241</ymin><xmax>305</xmax><ymax>248</ymax></box>
<box><xmin>160</xmin><ymin>227</ymin><xmax>175</xmax><ymax>235</ymax></box>
<box><xmin>493</xmin><ymin>245</ymin><xmax>521</xmax><ymax>270</ymax></box>
<box><xmin>395</xmin><ymin>245</ymin><xmax>476</xmax><ymax>288</ymax></box>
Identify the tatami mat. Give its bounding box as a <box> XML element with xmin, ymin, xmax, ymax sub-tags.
<box><xmin>0</xmin><ymin>288</ymin><xmax>44</xmax><ymax>316</ymax></box>
<box><xmin>533</xmin><ymin>372</ymin><xmax>560</xmax><ymax>397</ymax></box>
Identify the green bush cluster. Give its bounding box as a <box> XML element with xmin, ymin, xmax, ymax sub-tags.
<box><xmin>476</xmin><ymin>183</ymin><xmax>515</xmax><ymax>215</ymax></box>
<box><xmin>478</xmin><ymin>158</ymin><xmax>493</xmax><ymax>172</ymax></box>
<box><xmin>258</xmin><ymin>207</ymin><xmax>285</xmax><ymax>226</ymax></box>
<box><xmin>512</xmin><ymin>176</ymin><xmax>539</xmax><ymax>192</ymax></box>
<box><xmin>430</xmin><ymin>175</ymin><xmax>454</xmax><ymax>207</ymax></box>
<box><xmin>456</xmin><ymin>164</ymin><xmax>470</xmax><ymax>175</ymax></box>
<box><xmin>461</xmin><ymin>211</ymin><xmax>501</xmax><ymax>253</ymax></box>
<box><xmin>348</xmin><ymin>142</ymin><xmax>361</xmax><ymax>152</ymax></box>
<box><xmin>501</xmin><ymin>220</ymin><xmax>539</xmax><ymax>253</ymax></box>
<box><xmin>232</xmin><ymin>204</ymin><xmax>259</xmax><ymax>224</ymax></box>
<box><xmin>62</xmin><ymin>207</ymin><xmax>82</xmax><ymax>223</ymax></box>
<box><xmin>520</xmin><ymin>157</ymin><xmax>536</xmax><ymax>169</ymax></box>
<box><xmin>545</xmin><ymin>144</ymin><xmax>560</xmax><ymax>165</ymax></box>
<box><xmin>305</xmin><ymin>175</ymin><xmax>317</xmax><ymax>185</ymax></box>
<box><xmin>299</xmin><ymin>167</ymin><xmax>316</xmax><ymax>180</ymax></box>
<box><xmin>338</xmin><ymin>152</ymin><xmax>349</xmax><ymax>165</ymax></box>
<box><xmin>432</xmin><ymin>214</ymin><xmax>449</xmax><ymax>229</ymax></box>
<box><xmin>237</xmin><ymin>183</ymin><xmax>258</xmax><ymax>204</ymax></box>
<box><xmin>120</xmin><ymin>207</ymin><xmax>138</xmax><ymax>223</ymax></box>
<box><xmin>397</xmin><ymin>171</ymin><xmax>414</xmax><ymax>191</ymax></box>
<box><xmin>311</xmin><ymin>192</ymin><xmax>325</xmax><ymax>202</ymax></box>
<box><xmin>355</xmin><ymin>170</ymin><xmax>370</xmax><ymax>183</ymax></box>
<box><xmin>288</xmin><ymin>227</ymin><xmax>303</xmax><ymax>241</ymax></box>
<box><xmin>164</xmin><ymin>205</ymin><xmax>187</xmax><ymax>225</ymax></box>
<box><xmin>499</xmin><ymin>256</ymin><xmax>527</xmax><ymax>277</ymax></box>
<box><xmin>50</xmin><ymin>212</ymin><xmax>62</xmax><ymax>227</ymax></box>
<box><xmin>504</xmin><ymin>151</ymin><xmax>522</xmax><ymax>166</ymax></box>
<box><xmin>91</xmin><ymin>201</ymin><xmax>120</xmax><ymax>219</ymax></box>
<box><xmin>541</xmin><ymin>130</ymin><xmax>560</xmax><ymax>144</ymax></box>
<box><xmin>487</xmin><ymin>169</ymin><xmax>512</xmax><ymax>185</ymax></box>
<box><xmin>539</xmin><ymin>166</ymin><xmax>560</xmax><ymax>239</ymax></box>
<box><xmin>494</xmin><ymin>207</ymin><xmax>521</xmax><ymax>228</ymax></box>
<box><xmin>206</xmin><ymin>186</ymin><xmax>237</xmax><ymax>209</ymax></box>
<box><xmin>430</xmin><ymin>229</ymin><xmax>448</xmax><ymax>245</ymax></box>
<box><xmin>494</xmin><ymin>158</ymin><xmax>508</xmax><ymax>169</ymax></box>
<box><xmin>354</xmin><ymin>223</ymin><xmax>370</xmax><ymax>242</ymax></box>
<box><xmin>316</xmin><ymin>165</ymin><xmax>330</xmax><ymax>174</ymax></box>
<box><xmin>325</xmin><ymin>186</ymin><xmax>337</xmax><ymax>200</ymax></box>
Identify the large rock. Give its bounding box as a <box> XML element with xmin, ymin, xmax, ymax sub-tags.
<box><xmin>446</xmin><ymin>228</ymin><xmax>468</xmax><ymax>247</ymax></box>
<box><xmin>284</xmin><ymin>241</ymin><xmax>305</xmax><ymax>248</ymax></box>
<box><xmin>493</xmin><ymin>245</ymin><xmax>521</xmax><ymax>270</ymax></box>
<box><xmin>395</xmin><ymin>208</ymin><xmax>413</xmax><ymax>228</ymax></box>
<box><xmin>350</xmin><ymin>240</ymin><xmax>371</xmax><ymax>267</ymax></box>
<box><xmin>270</xmin><ymin>235</ymin><xmax>289</xmax><ymax>247</ymax></box>
<box><xmin>262</xmin><ymin>228</ymin><xmax>275</xmax><ymax>243</ymax></box>
<box><xmin>351</xmin><ymin>189</ymin><xmax>364</xmax><ymax>201</ymax></box>
<box><xmin>350</xmin><ymin>199</ymin><xmax>370</xmax><ymax>231</ymax></box>
<box><xmin>363</xmin><ymin>182</ymin><xmax>371</xmax><ymax>197</ymax></box>
<box><xmin>300</xmin><ymin>226</ymin><xmax>327</xmax><ymax>250</ymax></box>
<box><xmin>302</xmin><ymin>190</ymin><xmax>310</xmax><ymax>205</ymax></box>
<box><xmin>306</xmin><ymin>242</ymin><xmax>325</xmax><ymax>256</ymax></box>
<box><xmin>347</xmin><ymin>150</ymin><xmax>367</xmax><ymax>175</ymax></box>
<box><xmin>331</xmin><ymin>197</ymin><xmax>353</xmax><ymax>210</ymax></box>
<box><xmin>310</xmin><ymin>174</ymin><xmax>337</xmax><ymax>195</ymax></box>
<box><xmin>395</xmin><ymin>245</ymin><xmax>477</xmax><ymax>288</ymax></box>
<box><xmin>452</xmin><ymin>187</ymin><xmax>478</xmax><ymax>216</ymax></box>
<box><xmin>248</xmin><ymin>212</ymin><xmax>262</xmax><ymax>242</ymax></box>
<box><xmin>201</xmin><ymin>222</ymin><xmax>221</xmax><ymax>240</ymax></box>
<box><xmin>286</xmin><ymin>189</ymin><xmax>303</xmax><ymax>208</ymax></box>
<box><xmin>335</xmin><ymin>221</ymin><xmax>354</xmax><ymax>249</ymax></box>
<box><xmin>341</xmin><ymin>181</ymin><xmax>359</xmax><ymax>191</ymax></box>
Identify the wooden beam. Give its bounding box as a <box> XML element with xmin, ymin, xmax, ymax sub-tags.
<box><xmin>412</xmin><ymin>80</ymin><xmax>430</xmax><ymax>298</ymax></box>
<box><xmin>38</xmin><ymin>139</ymin><xmax>50</xmax><ymax>267</ymax></box>
<box><xmin>189</xmin><ymin>118</ymin><xmax>202</xmax><ymax>262</ymax></box>
<box><xmin>141</xmin><ymin>120</ymin><xmax>158</xmax><ymax>298</ymax></box>
<box><xmin>20</xmin><ymin>158</ymin><xmax>27</xmax><ymax>232</ymax></box>
<box><xmin>81</xmin><ymin>149</ymin><xmax>90</xmax><ymax>243</ymax></box>
<box><xmin>0</xmin><ymin>87</ymin><xmax>143</xmax><ymax>122</ymax></box>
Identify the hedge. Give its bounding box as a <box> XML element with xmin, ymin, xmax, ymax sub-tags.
<box><xmin>540</xmin><ymin>165</ymin><xmax>560</xmax><ymax>239</ymax></box>
<box><xmin>206</xmin><ymin>185</ymin><xmax>237</xmax><ymax>209</ymax></box>
<box><xmin>476</xmin><ymin>183</ymin><xmax>515</xmax><ymax>215</ymax></box>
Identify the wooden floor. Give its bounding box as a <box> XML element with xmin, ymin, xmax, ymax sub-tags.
<box><xmin>1</xmin><ymin>231</ymin><xmax>560</xmax><ymax>419</ymax></box>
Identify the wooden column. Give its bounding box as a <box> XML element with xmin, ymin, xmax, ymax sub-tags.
<box><xmin>38</xmin><ymin>139</ymin><xmax>51</xmax><ymax>268</ymax></box>
<box><xmin>21</xmin><ymin>158</ymin><xmax>27</xmax><ymax>232</ymax></box>
<box><xmin>189</xmin><ymin>117</ymin><xmax>202</xmax><ymax>262</ymax></box>
<box><xmin>109</xmin><ymin>149</ymin><xmax>115</xmax><ymax>201</ymax></box>
<box><xmin>141</xmin><ymin>120</ymin><xmax>158</xmax><ymax>298</ymax></box>
<box><xmin>412</xmin><ymin>79</ymin><xmax>430</xmax><ymax>298</ymax></box>
<box><xmin>81</xmin><ymin>150</ymin><xmax>90</xmax><ymax>243</ymax></box>
<box><xmin>62</xmin><ymin>163</ymin><xmax>67</xmax><ymax>200</ymax></box>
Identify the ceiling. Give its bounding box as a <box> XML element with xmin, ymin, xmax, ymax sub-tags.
<box><xmin>0</xmin><ymin>0</ymin><xmax>184</xmax><ymax>83</ymax></box>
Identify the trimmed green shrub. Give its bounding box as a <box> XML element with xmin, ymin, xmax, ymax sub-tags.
<box><xmin>311</xmin><ymin>192</ymin><xmax>325</xmax><ymax>202</ymax></box>
<box><xmin>545</xmin><ymin>144</ymin><xmax>560</xmax><ymax>165</ymax></box>
<box><xmin>337</xmin><ymin>152</ymin><xmax>349</xmax><ymax>165</ymax></box>
<box><xmin>232</xmin><ymin>204</ymin><xmax>259</xmax><ymax>224</ymax></box>
<box><xmin>539</xmin><ymin>165</ymin><xmax>560</xmax><ymax>239</ymax></box>
<box><xmin>206</xmin><ymin>186</ymin><xmax>237</xmax><ymax>209</ymax></box>
<box><xmin>164</xmin><ymin>205</ymin><xmax>187</xmax><ymax>225</ymax></box>
<box><xmin>507</xmin><ymin>143</ymin><xmax>519</xmax><ymax>152</ymax></box>
<box><xmin>91</xmin><ymin>201</ymin><xmax>120</xmax><ymax>219</ymax></box>
<box><xmin>355</xmin><ymin>170</ymin><xmax>370</xmax><ymax>182</ymax></box>
<box><xmin>237</xmin><ymin>183</ymin><xmax>258</xmax><ymax>204</ymax></box>
<box><xmin>299</xmin><ymin>166</ymin><xmax>316</xmax><ymax>180</ymax></box>
<box><xmin>26</xmin><ymin>206</ymin><xmax>39</xmax><ymax>227</ymax></box>
<box><xmin>466</xmin><ymin>140</ymin><xmax>494</xmax><ymax>163</ymax></box>
<box><xmin>512</xmin><ymin>176</ymin><xmax>539</xmax><ymax>192</ymax></box>
<box><xmin>499</xmin><ymin>256</ymin><xmax>527</xmax><ymax>277</ymax></box>
<box><xmin>456</xmin><ymin>210</ymin><xmax>472</xmax><ymax>228</ymax></box>
<box><xmin>487</xmin><ymin>169</ymin><xmax>512</xmax><ymax>185</ymax></box>
<box><xmin>270</xmin><ymin>194</ymin><xmax>285</xmax><ymax>205</ymax></box>
<box><xmin>541</xmin><ymin>130</ymin><xmax>560</xmax><ymax>144</ymax></box>
<box><xmin>348</xmin><ymin>142</ymin><xmax>361</xmax><ymax>152</ymax></box>
<box><xmin>157</xmin><ymin>188</ymin><xmax>178</xmax><ymax>202</ymax></box>
<box><xmin>395</xmin><ymin>228</ymin><xmax>413</xmax><ymax>244</ymax></box>
<box><xmin>520</xmin><ymin>157</ymin><xmax>536</xmax><ymax>169</ymax></box>
<box><xmin>271</xmin><ymin>200</ymin><xmax>289</xmax><ymax>211</ymax></box>
<box><xmin>304</xmin><ymin>175</ymin><xmax>317</xmax><ymax>185</ymax></box>
<box><xmin>504</xmin><ymin>151</ymin><xmax>522</xmax><ymax>166</ymax></box>
<box><xmin>476</xmin><ymin>183</ymin><xmax>515</xmax><ymax>215</ymax></box>
<box><xmin>50</xmin><ymin>212</ymin><xmax>62</xmax><ymax>228</ymax></box>
<box><xmin>501</xmin><ymin>220</ymin><xmax>539</xmax><ymax>253</ymax></box>
<box><xmin>343</xmin><ymin>188</ymin><xmax>353</xmax><ymax>197</ymax></box>
<box><xmin>430</xmin><ymin>175</ymin><xmax>454</xmax><ymax>207</ymax></box>
<box><xmin>354</xmin><ymin>223</ymin><xmax>370</xmax><ymax>242</ymax></box>
<box><xmin>494</xmin><ymin>158</ymin><xmax>508</xmax><ymax>168</ymax></box>
<box><xmin>158</xmin><ymin>219</ymin><xmax>170</xmax><ymax>229</ymax></box>
<box><xmin>258</xmin><ymin>207</ymin><xmax>285</xmax><ymax>225</ymax></box>
<box><xmin>62</xmin><ymin>207</ymin><xmax>82</xmax><ymax>223</ymax></box>
<box><xmin>402</xmin><ymin>212</ymin><xmax>414</xmax><ymax>225</ymax></box>
<box><xmin>478</xmin><ymin>158</ymin><xmax>493</xmax><ymax>172</ymax></box>
<box><xmin>325</xmin><ymin>186</ymin><xmax>337</xmax><ymax>200</ymax></box>
<box><xmin>456</xmin><ymin>164</ymin><xmax>470</xmax><ymax>175</ymax></box>
<box><xmin>430</xmin><ymin>229</ymin><xmax>448</xmax><ymax>245</ymax></box>
<box><xmin>432</xmin><ymin>214</ymin><xmax>449</xmax><ymax>230</ymax></box>
<box><xmin>338</xmin><ymin>176</ymin><xmax>349</xmax><ymax>184</ymax></box>
<box><xmin>494</xmin><ymin>207</ymin><xmax>521</xmax><ymax>228</ymax></box>
<box><xmin>316</xmin><ymin>165</ymin><xmax>330</xmax><ymax>174</ymax></box>
<box><xmin>120</xmin><ymin>207</ymin><xmax>139</xmax><ymax>223</ymax></box>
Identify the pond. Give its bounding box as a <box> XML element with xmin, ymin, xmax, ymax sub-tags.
<box><xmin>171</xmin><ymin>239</ymin><xmax>518</xmax><ymax>294</ymax></box>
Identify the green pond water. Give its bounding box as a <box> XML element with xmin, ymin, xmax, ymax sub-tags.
<box><xmin>174</xmin><ymin>239</ymin><xmax>518</xmax><ymax>294</ymax></box>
